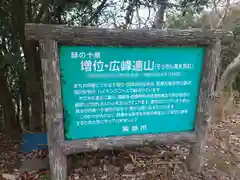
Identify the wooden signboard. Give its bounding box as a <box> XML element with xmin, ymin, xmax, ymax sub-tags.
<box><xmin>25</xmin><ymin>23</ymin><xmax>226</xmax><ymax>179</ymax></box>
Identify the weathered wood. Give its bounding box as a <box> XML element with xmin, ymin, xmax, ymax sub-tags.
<box><xmin>25</xmin><ymin>23</ymin><xmax>225</xmax><ymax>176</ymax></box>
<box><xmin>59</xmin><ymin>132</ymin><xmax>196</xmax><ymax>155</ymax></box>
<box><xmin>25</xmin><ymin>23</ymin><xmax>230</xmax><ymax>46</ymax></box>
<box><xmin>187</xmin><ymin>40</ymin><xmax>221</xmax><ymax>172</ymax></box>
<box><xmin>40</xmin><ymin>38</ymin><xmax>67</xmax><ymax>180</ymax></box>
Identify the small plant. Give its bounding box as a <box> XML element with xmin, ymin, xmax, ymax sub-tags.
<box><xmin>39</xmin><ymin>174</ymin><xmax>50</xmax><ymax>180</ymax></box>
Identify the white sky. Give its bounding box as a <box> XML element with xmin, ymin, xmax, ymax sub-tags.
<box><xmin>66</xmin><ymin>0</ymin><xmax>240</xmax><ymax>28</ymax></box>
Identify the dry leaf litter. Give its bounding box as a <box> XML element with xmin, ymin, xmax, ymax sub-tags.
<box><xmin>0</xmin><ymin>92</ymin><xmax>239</xmax><ymax>180</ymax></box>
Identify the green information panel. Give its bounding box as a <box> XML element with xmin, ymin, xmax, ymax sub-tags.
<box><xmin>59</xmin><ymin>46</ymin><xmax>205</xmax><ymax>140</ymax></box>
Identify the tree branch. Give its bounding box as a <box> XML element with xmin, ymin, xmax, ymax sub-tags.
<box><xmin>123</xmin><ymin>0</ymin><xmax>136</xmax><ymax>29</ymax></box>
<box><xmin>210</xmin><ymin>0</ymin><xmax>231</xmax><ymax>29</ymax></box>
<box><xmin>217</xmin><ymin>53</ymin><xmax>240</xmax><ymax>92</ymax></box>
<box><xmin>27</xmin><ymin>0</ymin><xmax>33</xmax><ymax>22</ymax></box>
<box><xmin>135</xmin><ymin>2</ymin><xmax>142</xmax><ymax>28</ymax></box>
<box><xmin>84</xmin><ymin>0</ymin><xmax>108</xmax><ymax>26</ymax></box>
<box><xmin>212</xmin><ymin>0</ymin><xmax>222</xmax><ymax>17</ymax></box>
<box><xmin>216</xmin><ymin>0</ymin><xmax>231</xmax><ymax>29</ymax></box>
<box><xmin>153</xmin><ymin>0</ymin><xmax>167</xmax><ymax>29</ymax></box>
<box><xmin>34</xmin><ymin>0</ymin><xmax>49</xmax><ymax>23</ymax></box>
<box><xmin>210</xmin><ymin>0</ymin><xmax>238</xmax><ymax>93</ymax></box>
<box><xmin>11</xmin><ymin>0</ymin><xmax>26</xmax><ymax>47</ymax></box>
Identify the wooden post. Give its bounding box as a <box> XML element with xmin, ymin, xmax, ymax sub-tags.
<box><xmin>187</xmin><ymin>39</ymin><xmax>222</xmax><ymax>172</ymax></box>
<box><xmin>40</xmin><ymin>38</ymin><xmax>67</xmax><ymax>180</ymax></box>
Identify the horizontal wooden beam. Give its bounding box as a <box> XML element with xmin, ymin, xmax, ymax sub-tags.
<box><xmin>58</xmin><ymin>132</ymin><xmax>197</xmax><ymax>155</ymax></box>
<box><xmin>25</xmin><ymin>23</ymin><xmax>232</xmax><ymax>46</ymax></box>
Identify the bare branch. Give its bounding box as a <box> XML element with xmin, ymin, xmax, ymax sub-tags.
<box><xmin>210</xmin><ymin>0</ymin><xmax>231</xmax><ymax>29</ymax></box>
<box><xmin>216</xmin><ymin>0</ymin><xmax>231</xmax><ymax>28</ymax></box>
<box><xmin>123</xmin><ymin>0</ymin><xmax>136</xmax><ymax>29</ymax></box>
<box><xmin>212</xmin><ymin>0</ymin><xmax>222</xmax><ymax>17</ymax></box>
<box><xmin>154</xmin><ymin>0</ymin><xmax>168</xmax><ymax>29</ymax></box>
<box><xmin>84</xmin><ymin>0</ymin><xmax>108</xmax><ymax>25</ymax></box>
<box><xmin>210</xmin><ymin>0</ymin><xmax>237</xmax><ymax>91</ymax></box>
<box><xmin>217</xmin><ymin>53</ymin><xmax>240</xmax><ymax>92</ymax></box>
<box><xmin>27</xmin><ymin>0</ymin><xmax>33</xmax><ymax>22</ymax></box>
<box><xmin>209</xmin><ymin>10</ymin><xmax>214</xmax><ymax>29</ymax></box>
<box><xmin>136</xmin><ymin>6</ymin><xmax>141</xmax><ymax>28</ymax></box>
<box><xmin>144</xmin><ymin>6</ymin><xmax>152</xmax><ymax>26</ymax></box>
<box><xmin>34</xmin><ymin>0</ymin><xmax>49</xmax><ymax>23</ymax></box>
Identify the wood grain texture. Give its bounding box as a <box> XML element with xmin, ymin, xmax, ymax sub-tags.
<box><xmin>59</xmin><ymin>132</ymin><xmax>196</xmax><ymax>155</ymax></box>
<box><xmin>40</xmin><ymin>38</ymin><xmax>67</xmax><ymax>180</ymax></box>
<box><xmin>25</xmin><ymin>23</ymin><xmax>230</xmax><ymax>46</ymax></box>
<box><xmin>25</xmin><ymin>23</ymin><xmax>225</xmax><ymax>175</ymax></box>
<box><xmin>187</xmin><ymin>40</ymin><xmax>221</xmax><ymax>172</ymax></box>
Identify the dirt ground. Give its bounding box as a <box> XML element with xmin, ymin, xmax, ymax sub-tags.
<box><xmin>1</xmin><ymin>113</ymin><xmax>240</xmax><ymax>180</ymax></box>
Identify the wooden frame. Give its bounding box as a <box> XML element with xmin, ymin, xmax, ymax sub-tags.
<box><xmin>25</xmin><ymin>23</ymin><xmax>227</xmax><ymax>180</ymax></box>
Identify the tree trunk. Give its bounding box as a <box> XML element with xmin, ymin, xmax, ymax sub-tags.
<box><xmin>217</xmin><ymin>52</ymin><xmax>240</xmax><ymax>92</ymax></box>
<box><xmin>11</xmin><ymin>0</ymin><xmax>43</xmax><ymax>131</ymax></box>
<box><xmin>19</xmin><ymin>73</ymin><xmax>30</xmax><ymax>130</ymax></box>
<box><xmin>16</xmin><ymin>94</ymin><xmax>20</xmax><ymax>126</ymax></box>
<box><xmin>0</xmin><ymin>69</ymin><xmax>20</xmax><ymax>133</ymax></box>
<box><xmin>234</xmin><ymin>73</ymin><xmax>240</xmax><ymax>91</ymax></box>
<box><xmin>11</xmin><ymin>0</ymin><xmax>55</xmax><ymax>132</ymax></box>
<box><xmin>30</xmin><ymin>90</ymin><xmax>44</xmax><ymax>131</ymax></box>
<box><xmin>32</xmin><ymin>41</ymin><xmax>44</xmax><ymax>131</ymax></box>
<box><xmin>0</xmin><ymin>105</ymin><xmax>3</xmax><ymax>132</ymax></box>
<box><xmin>24</xmin><ymin>40</ymin><xmax>44</xmax><ymax>131</ymax></box>
<box><xmin>154</xmin><ymin>0</ymin><xmax>167</xmax><ymax>29</ymax></box>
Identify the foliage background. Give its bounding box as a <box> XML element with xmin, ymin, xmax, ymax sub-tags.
<box><xmin>0</xmin><ymin>0</ymin><xmax>239</xmax><ymax>133</ymax></box>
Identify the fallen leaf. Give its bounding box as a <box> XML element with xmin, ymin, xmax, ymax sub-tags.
<box><xmin>2</xmin><ymin>173</ymin><xmax>19</xmax><ymax>180</ymax></box>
